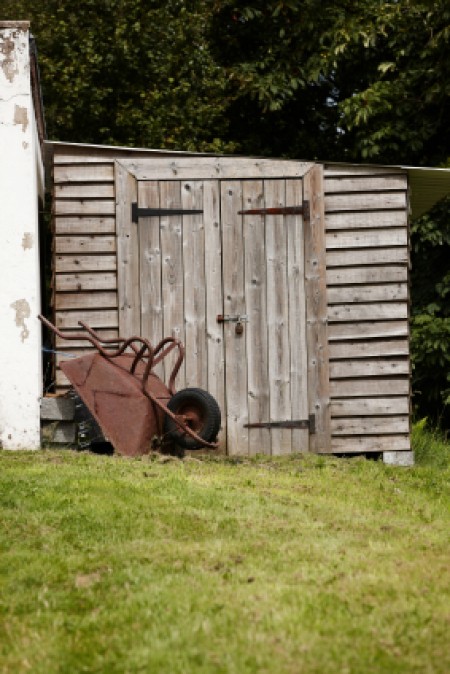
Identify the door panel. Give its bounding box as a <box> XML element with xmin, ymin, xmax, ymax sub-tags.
<box><xmin>221</xmin><ymin>181</ymin><xmax>249</xmax><ymax>456</ymax></box>
<box><xmin>221</xmin><ymin>178</ymin><xmax>309</xmax><ymax>455</ymax></box>
<box><xmin>119</xmin><ymin>171</ymin><xmax>313</xmax><ymax>455</ymax></box>
<box><xmin>242</xmin><ymin>180</ymin><xmax>270</xmax><ymax>455</ymax></box>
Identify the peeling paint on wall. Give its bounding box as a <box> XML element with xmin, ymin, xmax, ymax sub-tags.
<box><xmin>10</xmin><ymin>298</ymin><xmax>31</xmax><ymax>342</ymax></box>
<box><xmin>14</xmin><ymin>104</ymin><xmax>28</xmax><ymax>132</ymax></box>
<box><xmin>0</xmin><ymin>34</ymin><xmax>18</xmax><ymax>83</ymax></box>
<box><xmin>22</xmin><ymin>232</ymin><xmax>33</xmax><ymax>250</ymax></box>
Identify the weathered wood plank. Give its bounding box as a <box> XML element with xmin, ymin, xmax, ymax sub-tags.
<box><xmin>325</xmin><ymin>210</ymin><xmax>407</xmax><ymax>230</ymax></box>
<box><xmin>54</xmin><ymin>216</ymin><xmax>116</xmax><ymax>235</ymax></box>
<box><xmin>326</xmin><ymin>229</ymin><xmax>407</xmax><ymax>249</ymax></box>
<box><xmin>41</xmin><ymin>420</ymin><xmax>77</xmax><ymax>444</ymax></box>
<box><xmin>330</xmin><ymin>359</ymin><xmax>409</xmax><ymax>379</ymax></box>
<box><xmin>54</xmin><ymin>200</ymin><xmax>116</xmax><ymax>216</ymax></box>
<box><xmin>54</xmin><ymin>236</ymin><xmax>116</xmax><ymax>254</ymax></box>
<box><xmin>159</xmin><ymin>181</ymin><xmax>185</xmax><ymax>384</ymax></box>
<box><xmin>327</xmin><ymin>283</ymin><xmax>408</xmax><ymax>304</ymax></box>
<box><xmin>55</xmin><ymin>255</ymin><xmax>117</xmax><ymax>273</ymax></box>
<box><xmin>265</xmin><ymin>179</ymin><xmax>292</xmax><ymax>456</ymax></box>
<box><xmin>204</xmin><ymin>180</ymin><xmax>226</xmax><ymax>452</ymax></box>
<box><xmin>55</xmin><ymin>183</ymin><xmax>115</xmax><ymax>199</ymax></box>
<box><xmin>53</xmin><ymin>164</ymin><xmax>114</xmax><ymax>182</ymax></box>
<box><xmin>328</xmin><ymin>321</ymin><xmax>408</xmax><ymax>341</ymax></box>
<box><xmin>243</xmin><ymin>180</ymin><xmax>270</xmax><ymax>455</ymax></box>
<box><xmin>55</xmin><ymin>272</ymin><xmax>117</xmax><ymax>292</ymax></box>
<box><xmin>56</xmin><ymin>310</ymin><xmax>118</xmax><ymax>330</ymax></box>
<box><xmin>115</xmin><ymin>161</ymin><xmax>140</xmax><ymax>337</ymax></box>
<box><xmin>325</xmin><ymin>175</ymin><xmax>408</xmax><ymax>193</ymax></box>
<box><xmin>325</xmin><ymin>192</ymin><xmax>406</xmax><ymax>212</ymax></box>
<box><xmin>53</xmin><ymin>149</ymin><xmax>196</xmax><ymax>164</ymax></box>
<box><xmin>286</xmin><ymin>178</ymin><xmax>309</xmax><ymax>453</ymax></box>
<box><xmin>331</xmin><ymin>397</ymin><xmax>409</xmax><ymax>416</ymax></box>
<box><xmin>120</xmin><ymin>157</ymin><xmax>313</xmax><ymax>180</ymax></box>
<box><xmin>55</xmin><ymin>291</ymin><xmax>118</xmax><ymax>310</ymax></box>
<box><xmin>331</xmin><ymin>416</ymin><xmax>409</xmax><ymax>435</ymax></box>
<box><xmin>329</xmin><ymin>339</ymin><xmax>409</xmax><ymax>360</ymax></box>
<box><xmin>303</xmin><ymin>165</ymin><xmax>331</xmax><ymax>453</ymax></box>
<box><xmin>326</xmin><ymin>266</ymin><xmax>408</xmax><ymax>286</ymax></box>
<box><xmin>331</xmin><ymin>434</ymin><xmax>411</xmax><ymax>453</ymax></box>
<box><xmin>138</xmin><ymin>180</ymin><xmax>163</xmax><ymax>377</ymax></box>
<box><xmin>55</xmin><ymin>370</ymin><xmax>70</xmax><ymax>387</ymax></box>
<box><xmin>221</xmin><ymin>180</ymin><xmax>249</xmax><ymax>456</ymax></box>
<box><xmin>182</xmin><ymin>181</ymin><xmax>207</xmax><ymax>390</ymax></box>
<box><xmin>330</xmin><ymin>377</ymin><xmax>409</xmax><ymax>397</ymax></box>
<box><xmin>326</xmin><ymin>248</ymin><xmax>408</xmax><ymax>267</ymax></box>
<box><xmin>40</xmin><ymin>396</ymin><xmax>75</xmax><ymax>421</ymax></box>
<box><xmin>55</xmin><ymin>329</ymin><xmax>119</xmax><ymax>348</ymax></box>
<box><xmin>327</xmin><ymin>302</ymin><xmax>408</xmax><ymax>322</ymax></box>
<box><xmin>324</xmin><ymin>165</ymin><xmax>404</xmax><ymax>177</ymax></box>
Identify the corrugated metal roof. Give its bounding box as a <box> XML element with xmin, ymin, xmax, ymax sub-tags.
<box><xmin>405</xmin><ymin>166</ymin><xmax>450</xmax><ymax>220</ymax></box>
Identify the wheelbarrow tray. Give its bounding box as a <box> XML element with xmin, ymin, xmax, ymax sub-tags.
<box><xmin>61</xmin><ymin>352</ymin><xmax>171</xmax><ymax>457</ymax></box>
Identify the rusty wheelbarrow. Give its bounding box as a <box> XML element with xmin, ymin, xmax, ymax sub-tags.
<box><xmin>39</xmin><ymin>315</ymin><xmax>221</xmax><ymax>456</ymax></box>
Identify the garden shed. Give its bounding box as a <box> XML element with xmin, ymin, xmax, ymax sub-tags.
<box><xmin>45</xmin><ymin>141</ymin><xmax>450</xmax><ymax>458</ymax></box>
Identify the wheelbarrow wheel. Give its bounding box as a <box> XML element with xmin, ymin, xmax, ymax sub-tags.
<box><xmin>164</xmin><ymin>388</ymin><xmax>221</xmax><ymax>450</ymax></box>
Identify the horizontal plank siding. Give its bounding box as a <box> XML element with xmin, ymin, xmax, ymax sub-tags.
<box><xmin>55</xmin><ymin>292</ymin><xmax>118</xmax><ymax>310</ymax></box>
<box><xmin>324</xmin><ymin>167</ymin><xmax>410</xmax><ymax>454</ymax></box>
<box><xmin>331</xmin><ymin>435</ymin><xmax>411</xmax><ymax>453</ymax></box>
<box><xmin>331</xmin><ymin>397</ymin><xmax>409</xmax><ymax>416</ymax></box>
<box><xmin>327</xmin><ymin>303</ymin><xmax>408</xmax><ymax>322</ymax></box>
<box><xmin>54</xmin><ymin>200</ymin><xmax>116</xmax><ymax>216</ymax></box>
<box><xmin>55</xmin><ymin>273</ymin><xmax>117</xmax><ymax>292</ymax></box>
<box><xmin>326</xmin><ymin>266</ymin><xmax>408</xmax><ymax>285</ymax></box>
<box><xmin>327</xmin><ymin>284</ymin><xmax>408</xmax><ymax>304</ymax></box>
<box><xmin>325</xmin><ymin>192</ymin><xmax>407</xmax><ymax>212</ymax></box>
<box><xmin>55</xmin><ymin>183</ymin><xmax>115</xmax><ymax>199</ymax></box>
<box><xmin>54</xmin><ymin>236</ymin><xmax>116</xmax><ymax>254</ymax></box>
<box><xmin>326</xmin><ymin>229</ymin><xmax>407</xmax><ymax>249</ymax></box>
<box><xmin>329</xmin><ymin>339</ymin><xmax>409</xmax><ymax>360</ymax></box>
<box><xmin>53</xmin><ymin>164</ymin><xmax>115</xmax><ymax>182</ymax></box>
<box><xmin>56</xmin><ymin>310</ymin><xmax>118</xmax><ymax>330</ymax></box>
<box><xmin>54</xmin><ymin>216</ymin><xmax>116</xmax><ymax>235</ymax></box>
<box><xmin>325</xmin><ymin>210</ymin><xmax>407</xmax><ymax>230</ymax></box>
<box><xmin>51</xmin><ymin>153</ymin><xmax>120</xmax><ymax>393</ymax></box>
<box><xmin>330</xmin><ymin>378</ymin><xmax>410</xmax><ymax>398</ymax></box>
<box><xmin>331</xmin><ymin>416</ymin><xmax>409</xmax><ymax>435</ymax></box>
<box><xmin>55</xmin><ymin>255</ymin><xmax>117</xmax><ymax>273</ymax></box>
<box><xmin>325</xmin><ymin>175</ymin><xmax>408</xmax><ymax>193</ymax></box>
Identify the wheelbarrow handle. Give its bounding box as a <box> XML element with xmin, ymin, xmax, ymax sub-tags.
<box><xmin>150</xmin><ymin>337</ymin><xmax>185</xmax><ymax>395</ymax></box>
<box><xmin>39</xmin><ymin>314</ymin><xmax>102</xmax><ymax>351</ymax></box>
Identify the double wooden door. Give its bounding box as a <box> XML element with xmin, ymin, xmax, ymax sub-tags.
<box><xmin>116</xmin><ymin>159</ymin><xmax>328</xmax><ymax>454</ymax></box>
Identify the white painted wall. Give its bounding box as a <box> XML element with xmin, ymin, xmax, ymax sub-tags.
<box><xmin>0</xmin><ymin>22</ymin><xmax>43</xmax><ymax>449</ymax></box>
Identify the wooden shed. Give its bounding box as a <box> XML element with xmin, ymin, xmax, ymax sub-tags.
<box><xmin>46</xmin><ymin>141</ymin><xmax>433</xmax><ymax>458</ymax></box>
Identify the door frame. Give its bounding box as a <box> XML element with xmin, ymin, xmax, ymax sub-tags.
<box><xmin>114</xmin><ymin>157</ymin><xmax>331</xmax><ymax>453</ymax></box>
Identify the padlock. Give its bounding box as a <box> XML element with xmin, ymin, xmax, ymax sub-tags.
<box><xmin>235</xmin><ymin>321</ymin><xmax>244</xmax><ymax>335</ymax></box>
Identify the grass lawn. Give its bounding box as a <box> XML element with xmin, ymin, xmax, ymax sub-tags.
<box><xmin>0</xmin><ymin>432</ymin><xmax>449</xmax><ymax>673</ymax></box>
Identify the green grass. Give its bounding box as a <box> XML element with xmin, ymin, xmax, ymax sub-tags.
<box><xmin>0</xmin><ymin>442</ymin><xmax>449</xmax><ymax>674</ymax></box>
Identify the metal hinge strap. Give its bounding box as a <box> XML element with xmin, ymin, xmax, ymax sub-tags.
<box><xmin>245</xmin><ymin>414</ymin><xmax>315</xmax><ymax>432</ymax></box>
<box><xmin>238</xmin><ymin>200</ymin><xmax>310</xmax><ymax>221</ymax></box>
<box><xmin>132</xmin><ymin>202</ymin><xmax>203</xmax><ymax>223</ymax></box>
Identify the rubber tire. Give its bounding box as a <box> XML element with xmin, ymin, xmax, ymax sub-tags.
<box><xmin>164</xmin><ymin>388</ymin><xmax>221</xmax><ymax>450</ymax></box>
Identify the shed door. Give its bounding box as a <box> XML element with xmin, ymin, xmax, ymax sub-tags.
<box><xmin>116</xmin><ymin>164</ymin><xmax>328</xmax><ymax>455</ymax></box>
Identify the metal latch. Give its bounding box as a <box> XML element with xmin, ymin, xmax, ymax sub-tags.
<box><xmin>217</xmin><ymin>314</ymin><xmax>248</xmax><ymax>336</ymax></box>
<box><xmin>217</xmin><ymin>314</ymin><xmax>249</xmax><ymax>323</ymax></box>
